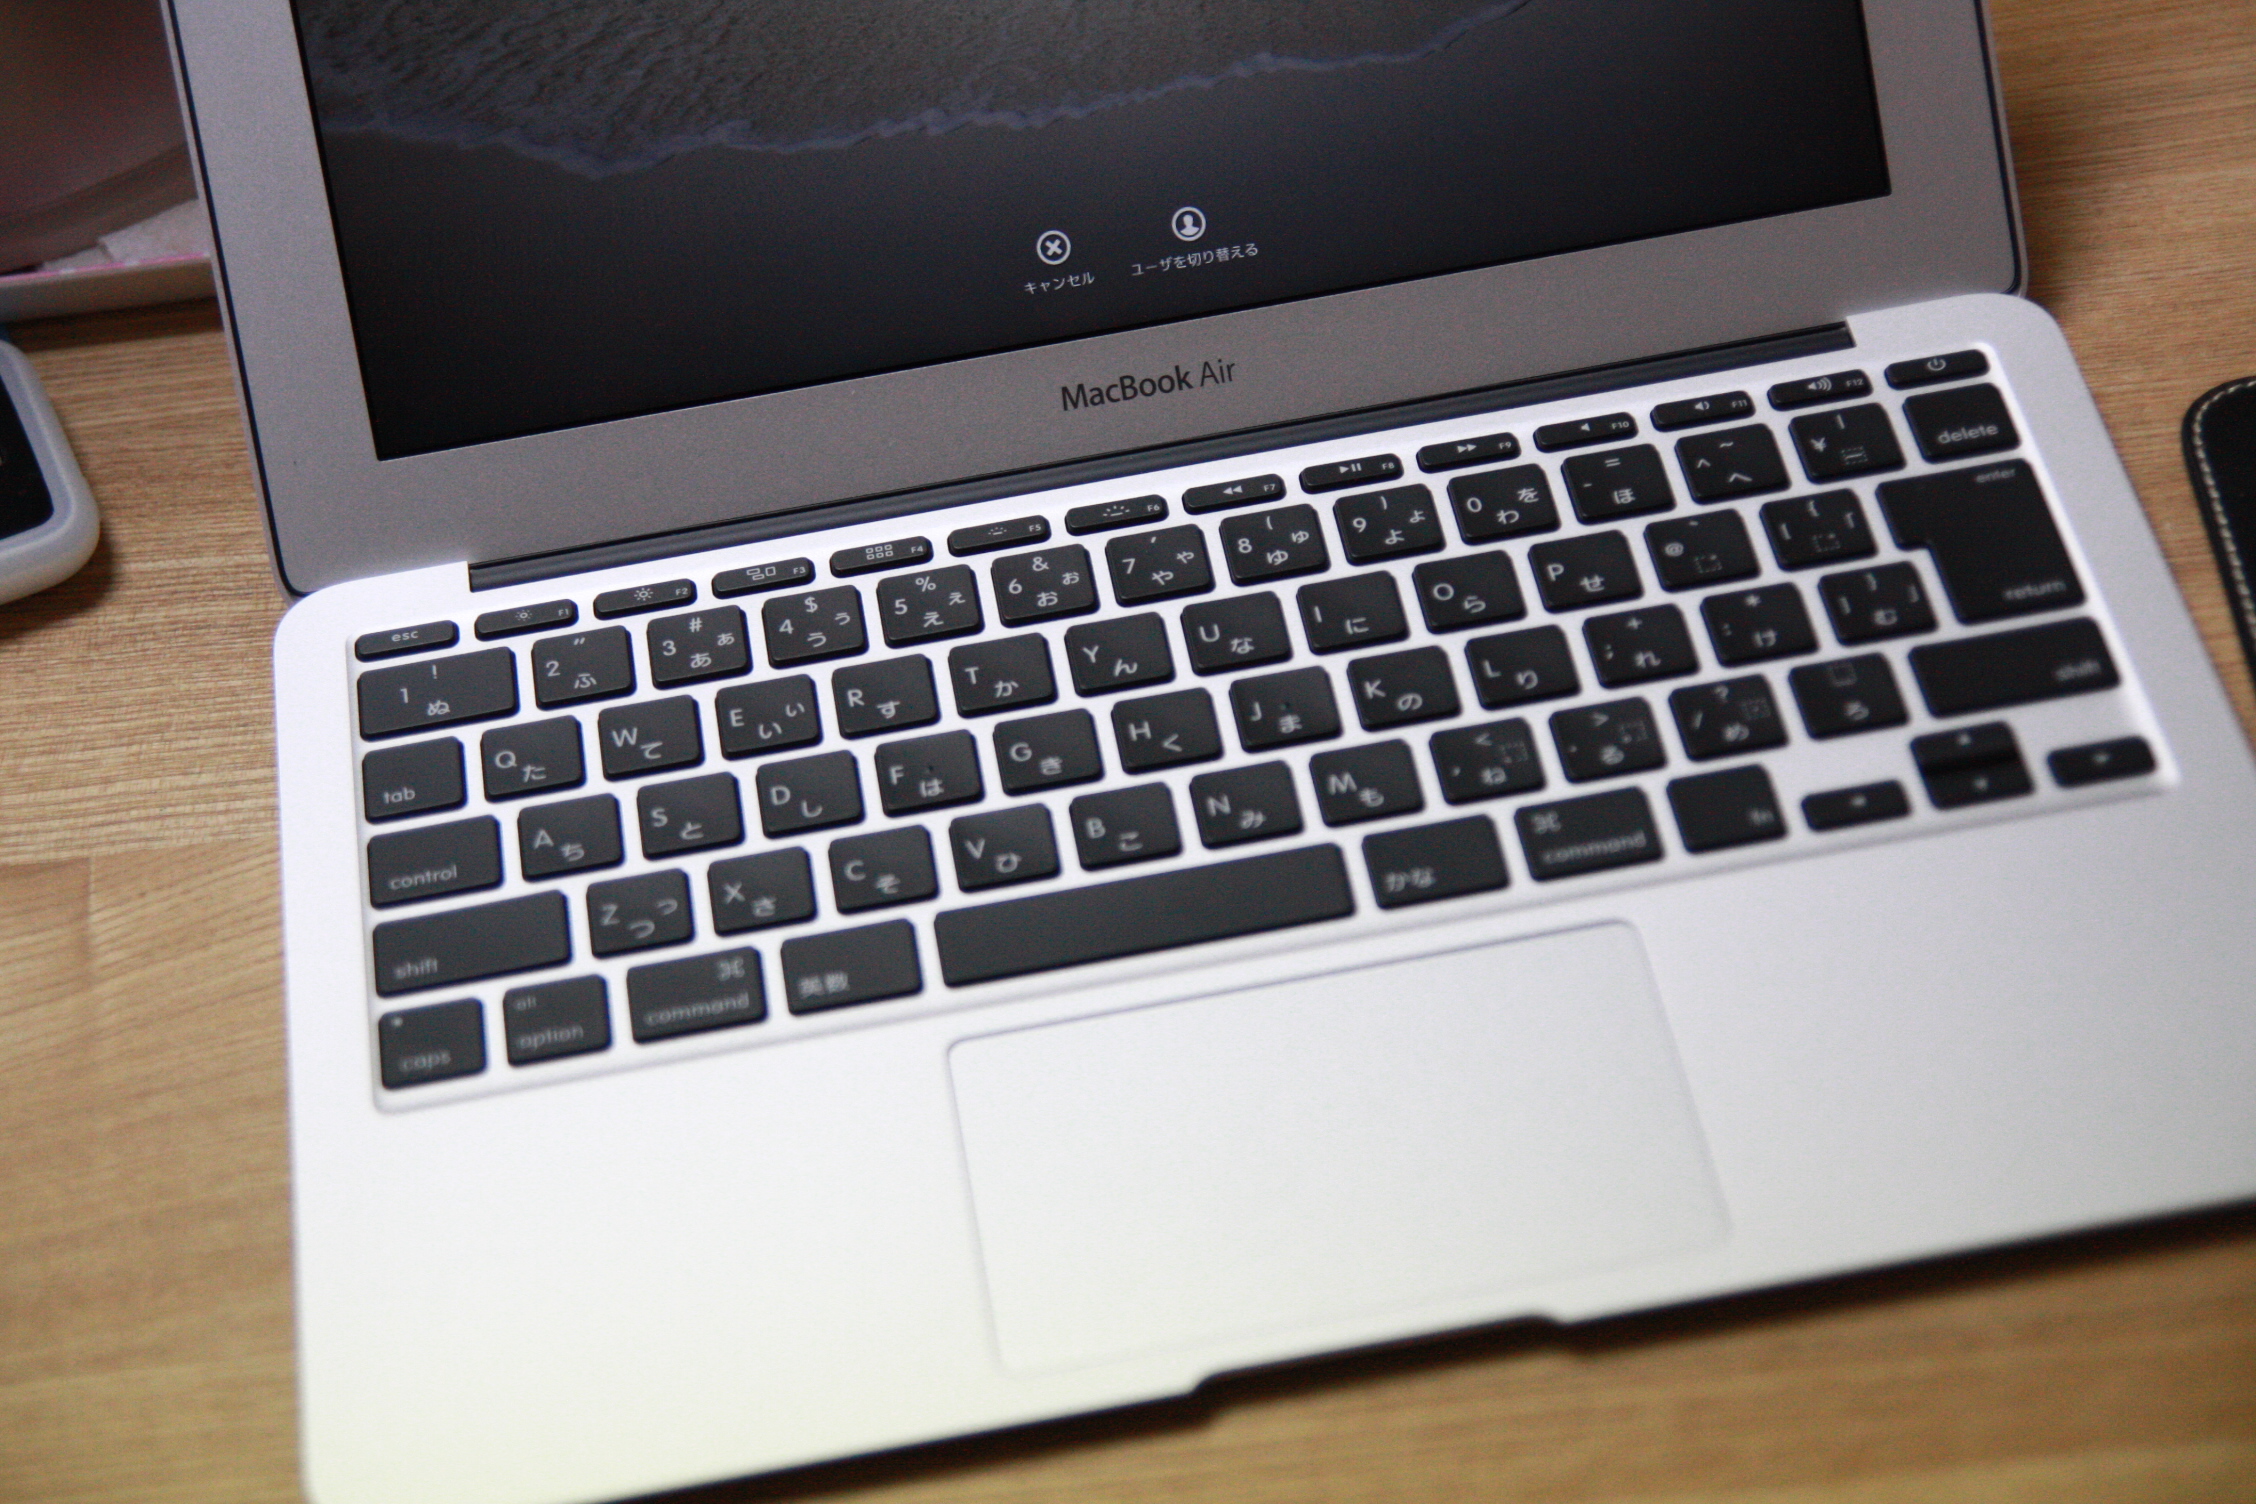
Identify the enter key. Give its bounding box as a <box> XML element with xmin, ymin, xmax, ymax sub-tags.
<box><xmin>1876</xmin><ymin>459</ymin><xmax>2084</xmax><ymax>623</ymax></box>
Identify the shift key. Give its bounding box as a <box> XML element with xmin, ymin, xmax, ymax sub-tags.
<box><xmin>373</xmin><ymin>891</ymin><xmax>570</xmax><ymax>996</ymax></box>
<box><xmin>1908</xmin><ymin>618</ymin><xmax>2119</xmax><ymax>717</ymax></box>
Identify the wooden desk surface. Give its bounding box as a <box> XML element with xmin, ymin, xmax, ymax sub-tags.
<box><xmin>4</xmin><ymin>3</ymin><xmax>2252</xmax><ymax>1499</ymax></box>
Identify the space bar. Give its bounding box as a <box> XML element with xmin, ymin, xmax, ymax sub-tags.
<box><xmin>933</xmin><ymin>844</ymin><xmax>1355</xmax><ymax>986</ymax></box>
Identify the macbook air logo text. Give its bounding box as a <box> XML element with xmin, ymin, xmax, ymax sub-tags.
<box><xmin>1061</xmin><ymin>360</ymin><xmax>1237</xmax><ymax>412</ymax></box>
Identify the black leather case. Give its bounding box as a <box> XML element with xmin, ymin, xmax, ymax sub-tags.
<box><xmin>2185</xmin><ymin>376</ymin><xmax>2256</xmax><ymax>692</ymax></box>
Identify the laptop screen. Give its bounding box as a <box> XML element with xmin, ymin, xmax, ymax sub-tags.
<box><xmin>291</xmin><ymin>0</ymin><xmax>1887</xmax><ymax>462</ymax></box>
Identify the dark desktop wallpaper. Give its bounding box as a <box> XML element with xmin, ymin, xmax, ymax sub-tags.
<box><xmin>290</xmin><ymin>0</ymin><xmax>1889</xmax><ymax>458</ymax></box>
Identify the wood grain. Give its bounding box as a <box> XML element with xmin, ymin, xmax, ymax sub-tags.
<box><xmin>2</xmin><ymin>2</ymin><xmax>2251</xmax><ymax>1499</ymax></box>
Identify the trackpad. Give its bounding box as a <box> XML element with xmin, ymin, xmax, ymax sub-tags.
<box><xmin>949</xmin><ymin>923</ymin><xmax>1727</xmax><ymax>1372</ymax></box>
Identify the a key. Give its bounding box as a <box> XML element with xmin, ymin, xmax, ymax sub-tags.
<box><xmin>1362</xmin><ymin>815</ymin><xmax>1508</xmax><ymax>908</ymax></box>
<box><xmin>1429</xmin><ymin>718</ymin><xmax>1544</xmax><ymax>804</ymax></box>
<box><xmin>993</xmin><ymin>709</ymin><xmax>1105</xmax><ymax>793</ymax></box>
<box><xmin>709</xmin><ymin>848</ymin><xmax>818</xmax><ymax>933</ymax></box>
<box><xmin>1876</xmin><ymin>460</ymin><xmax>2082</xmax><ymax>624</ymax></box>
<box><xmin>1912</xmin><ymin>722</ymin><xmax>2033</xmax><ymax>809</ymax></box>
<box><xmin>1669</xmin><ymin>675</ymin><xmax>1787</xmax><ymax>761</ymax></box>
<box><xmin>1907</xmin><ymin>618</ymin><xmax>2118</xmax><ymax>717</ymax></box>
<box><xmin>1902</xmin><ymin>383</ymin><xmax>2019</xmax><ymax>462</ymax></box>
<box><xmin>1309</xmin><ymin>740</ymin><xmax>1424</xmax><ymax>826</ymax></box>
<box><xmin>597</xmin><ymin>697</ymin><xmax>703</xmax><ymax>778</ymax></box>
<box><xmin>832</xmin><ymin>655</ymin><xmax>938</xmax><ymax>736</ymax></box>
<box><xmin>516</xmin><ymin>794</ymin><xmax>624</xmax><ymax>878</ymax></box>
<box><xmin>715</xmin><ymin>676</ymin><xmax>822</xmax><ymax>758</ymax></box>
<box><xmin>372</xmin><ymin>892</ymin><xmax>570</xmax><ymax>997</ymax></box>
<box><xmin>1106</xmin><ymin>525</ymin><xmax>1214</xmax><ymax>604</ymax></box>
<box><xmin>647</xmin><ymin>605</ymin><xmax>750</xmax><ymax>686</ymax></box>
<box><xmin>1789</xmin><ymin>404</ymin><xmax>1904</xmax><ymax>481</ymax></box>
<box><xmin>1533</xmin><ymin>413</ymin><xmax>1636</xmax><ymax>451</ymax></box>
<box><xmin>830</xmin><ymin>537</ymin><xmax>932</xmax><ymax>577</ymax></box>
<box><xmin>587</xmin><ymin>870</ymin><xmax>693</xmax><ymax>956</ymax></box>
<box><xmin>780</xmin><ymin>920</ymin><xmax>923</xmax><ymax>1014</ymax></box>
<box><xmin>1674</xmin><ymin>425</ymin><xmax>1789</xmax><ymax>502</ymax></box>
<box><xmin>1550</xmin><ymin>698</ymin><xmax>1666</xmax><ymax>782</ymax></box>
<box><xmin>363</xmin><ymin>737</ymin><xmax>466</xmax><ymax>821</ymax></box>
<box><xmin>475</xmin><ymin>599</ymin><xmax>575</xmax><ymax>640</ymax></box>
<box><xmin>877</xmin><ymin>565</ymin><xmax>983</xmax><ymax>646</ymax></box>
<box><xmin>1181</xmin><ymin>592</ymin><xmax>1293</xmax><ymax>673</ymax></box>
<box><xmin>1667</xmin><ymin>766</ymin><xmax>1787</xmax><ymax>853</ymax></box>
<box><xmin>376</xmin><ymin>999</ymin><xmax>486</xmax><ymax>1087</ymax></box>
<box><xmin>1819</xmin><ymin>563</ymin><xmax>1937</xmax><ymax>644</ymax></box>
<box><xmin>1651</xmin><ymin>391</ymin><xmax>1754</xmax><ymax>430</ymax></box>
<box><xmin>594</xmin><ymin>579</ymin><xmax>695</xmax><ymax>618</ymax></box>
<box><xmin>872</xmin><ymin>730</ymin><xmax>983</xmax><ymax>814</ymax></box>
<box><xmin>2049</xmin><ymin>735</ymin><xmax>2156</xmax><ymax>787</ymax></box>
<box><xmin>1063</xmin><ymin>495</ymin><xmax>1167</xmax><ymax>535</ymax></box>
<box><xmin>480</xmin><ymin>718</ymin><xmax>583</xmax><ymax>801</ymax></box>
<box><xmin>1297</xmin><ymin>572</ymin><xmax>1408</xmax><ymax>651</ymax></box>
<box><xmin>1347</xmin><ymin>646</ymin><xmax>1461</xmax><ymax>729</ymax></box>
<box><xmin>1446</xmin><ymin>464</ymin><xmax>1559</xmax><ymax>542</ymax></box>
<box><xmin>636</xmin><ymin>772</ymin><xmax>742</xmax><ymax>857</ymax></box>
<box><xmin>1528</xmin><ymin>531</ymin><xmax>1642</xmax><ymax>611</ymax></box>
<box><xmin>356</xmin><ymin>620</ymin><xmax>457</xmax><ymax>661</ymax></box>
<box><xmin>1885</xmin><ymin>351</ymin><xmax>1989</xmax><ymax>390</ymax></box>
<box><xmin>1514</xmin><ymin>788</ymin><xmax>1664</xmax><ymax>879</ymax></box>
<box><xmin>1465</xmin><ymin>625</ymin><xmax>1579</xmax><ymax>708</ymax></box>
<box><xmin>948</xmin><ymin>516</ymin><xmax>1049</xmax><ymax>555</ymax></box>
<box><xmin>1412</xmin><ymin>552</ymin><xmax>1524</xmax><ymax>631</ymax></box>
<box><xmin>1803</xmin><ymin>780</ymin><xmax>1911</xmax><ymax>831</ymax></box>
<box><xmin>360</xmin><ymin>647</ymin><xmax>518</xmax><ymax>736</ymax></box>
<box><xmin>1787</xmin><ymin>654</ymin><xmax>1909</xmax><ymax>737</ymax></box>
<box><xmin>367</xmin><ymin>816</ymin><xmax>501</xmax><ymax>908</ymax></box>
<box><xmin>1645</xmin><ymin>512</ymin><xmax>1759</xmax><ymax>591</ymax></box>
<box><xmin>1769</xmin><ymin>370</ymin><xmax>1872</xmax><ymax>409</ymax></box>
<box><xmin>1112</xmin><ymin>688</ymin><xmax>1223</xmax><ymax>771</ymax></box>
<box><xmin>1564</xmin><ymin>444</ymin><xmax>1676</xmax><ymax>522</ymax></box>
<box><xmin>947</xmin><ymin>635</ymin><xmax>1056</xmax><ymax>715</ymax></box>
<box><xmin>1333</xmin><ymin>483</ymin><xmax>1445</xmax><ymax>563</ymax></box>
<box><xmin>1188</xmin><ymin>762</ymin><xmax>1304</xmax><ymax>848</ymax></box>
<box><xmin>1220</xmin><ymin>504</ymin><xmax>1329</xmax><ymax>584</ymax></box>
<box><xmin>762</xmin><ymin>587</ymin><xmax>867</xmax><ymax>665</ymax></box>
<box><xmin>1417</xmin><ymin>432</ymin><xmax>1519</xmax><ymax>473</ymax></box>
<box><xmin>754</xmin><ymin>751</ymin><xmax>863</xmax><ymax>836</ymax></box>
<box><xmin>530</xmin><ymin>629</ymin><xmax>633</xmax><ymax>709</ymax></box>
<box><xmin>1760</xmin><ymin>490</ymin><xmax>1875</xmax><ymax>570</ymax></box>
<box><xmin>501</xmin><ymin>976</ymin><xmax>611</xmax><ymax>1065</ymax></box>
<box><xmin>1183</xmin><ymin>474</ymin><xmax>1286</xmax><ymax>513</ymax></box>
<box><xmin>1070</xmin><ymin>783</ymin><xmax>1181</xmax><ymax>868</ymax></box>
<box><xmin>1701</xmin><ymin>584</ymin><xmax>1818</xmax><ymax>665</ymax></box>
<box><xmin>829</xmin><ymin>827</ymin><xmax>938</xmax><ymax>912</ymax></box>
<box><xmin>948</xmin><ymin>805</ymin><xmax>1061</xmax><ymax>891</ymax></box>
<box><xmin>712</xmin><ymin>558</ymin><xmax>814</xmax><ymax>597</ymax></box>
<box><xmin>1064</xmin><ymin>613</ymin><xmax>1174</xmax><ymax>693</ymax></box>
<box><xmin>626</xmin><ymin>950</ymin><xmax>765</xmax><ymax>1042</ymax></box>
<box><xmin>1229</xmin><ymin>667</ymin><xmax>1341</xmax><ymax>750</ymax></box>
<box><xmin>1584</xmin><ymin>605</ymin><xmax>1699</xmax><ymax>687</ymax></box>
<box><xmin>1301</xmin><ymin>454</ymin><xmax>1402</xmax><ymax>492</ymax></box>
<box><xmin>992</xmin><ymin>544</ymin><xmax>1099</xmax><ymax>624</ymax></box>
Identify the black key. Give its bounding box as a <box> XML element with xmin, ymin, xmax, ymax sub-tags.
<box><xmin>1668</xmin><ymin>766</ymin><xmax>1786</xmax><ymax>853</ymax></box>
<box><xmin>1466</xmin><ymin>625</ymin><xmax>1580</xmax><ymax>708</ymax></box>
<box><xmin>1563</xmin><ymin>444</ymin><xmax>1675</xmax><ymax>523</ymax></box>
<box><xmin>949</xmin><ymin>805</ymin><xmax>1061</xmax><ymax>890</ymax></box>
<box><xmin>877</xmin><ymin>565</ymin><xmax>982</xmax><ymax>646</ymax></box>
<box><xmin>1886</xmin><ymin>351</ymin><xmax>1991</xmax><ymax>390</ymax></box>
<box><xmin>1064</xmin><ymin>495</ymin><xmax>1168</xmax><ymax>534</ymax></box>
<box><xmin>594</xmin><ymin>579</ymin><xmax>695</xmax><ymax>618</ymax></box>
<box><xmin>1903</xmin><ymin>383</ymin><xmax>2019</xmax><ymax>463</ymax></box>
<box><xmin>948</xmin><ymin>516</ymin><xmax>1049</xmax><ymax>556</ymax></box>
<box><xmin>830</xmin><ymin>537</ymin><xmax>933</xmax><ymax>576</ymax></box>
<box><xmin>1183</xmin><ymin>473</ymin><xmax>1285</xmax><ymax>513</ymax></box>
<box><xmin>2049</xmin><ymin>735</ymin><xmax>2156</xmax><ymax>788</ymax></box>
<box><xmin>636</xmin><ymin>771</ymin><xmax>742</xmax><ymax>857</ymax></box>
<box><xmin>1310</xmin><ymin>740</ymin><xmax>1423</xmax><ymax>826</ymax></box>
<box><xmin>1760</xmin><ymin>490</ymin><xmax>1876</xmax><ymax>569</ymax></box>
<box><xmin>531</xmin><ymin>628</ymin><xmax>633</xmax><ymax>709</ymax></box>
<box><xmin>755</xmin><ymin>751</ymin><xmax>863</xmax><ymax>836</ymax></box>
<box><xmin>1430</xmin><ymin>718</ymin><xmax>1544</xmax><ymax>804</ymax></box>
<box><xmin>948</xmin><ymin>634</ymin><xmax>1055</xmax><ymax>715</ymax></box>
<box><xmin>712</xmin><ymin>558</ymin><xmax>815</xmax><ymax>596</ymax></box>
<box><xmin>1528</xmin><ymin>531</ymin><xmax>1642</xmax><ymax>611</ymax></box>
<box><xmin>832</xmin><ymin>655</ymin><xmax>938</xmax><ymax>737</ymax></box>
<box><xmin>1064</xmin><ymin>613</ymin><xmax>1174</xmax><ymax>693</ymax></box>
<box><xmin>1669</xmin><ymin>676</ymin><xmax>1787</xmax><ymax>761</ymax></box>
<box><xmin>1788</xmin><ymin>654</ymin><xmax>1909</xmax><ymax>738</ymax></box>
<box><xmin>1645</xmin><ymin>511</ymin><xmax>1759</xmax><ymax>592</ymax></box>
<box><xmin>360</xmin><ymin>647</ymin><xmax>519</xmax><ymax>737</ymax></box>
<box><xmin>1551</xmin><ymin>697</ymin><xmax>1666</xmax><ymax>782</ymax></box>
<box><xmin>710</xmin><ymin>848</ymin><xmax>818</xmax><ymax>933</ymax></box>
<box><xmin>597</xmin><ymin>697</ymin><xmax>703</xmax><ymax>778</ymax></box>
<box><xmin>356</xmin><ymin>620</ymin><xmax>457</xmax><ymax>661</ymax></box>
<box><xmin>762</xmin><ymin>587</ymin><xmax>866</xmax><ymax>665</ymax></box>
<box><xmin>1347</xmin><ymin>646</ymin><xmax>1461</xmax><ymax>729</ymax></box>
<box><xmin>1070</xmin><ymin>783</ymin><xmax>1181</xmax><ymax>868</ymax></box>
<box><xmin>1446</xmin><ymin>464</ymin><xmax>1560</xmax><ymax>541</ymax></box>
<box><xmin>1876</xmin><ymin>461</ymin><xmax>2083</xmax><ymax>624</ymax></box>
<box><xmin>1675</xmin><ymin>424</ymin><xmax>1789</xmax><ymax>502</ymax></box>
<box><xmin>626</xmin><ymin>950</ymin><xmax>764</xmax><ymax>1042</ymax></box>
<box><xmin>1417</xmin><ymin>431</ymin><xmax>1519</xmax><ymax>472</ymax></box>
<box><xmin>1298</xmin><ymin>572</ymin><xmax>1409</xmax><ymax>651</ymax></box>
<box><xmin>1584</xmin><ymin>605</ymin><xmax>1699</xmax><ymax>687</ymax></box>
<box><xmin>517</xmin><ymin>792</ymin><xmax>624</xmax><ymax>878</ymax></box>
<box><xmin>715</xmin><ymin>675</ymin><xmax>822</xmax><ymax>758</ymax></box>
<box><xmin>1106</xmin><ymin>525</ymin><xmax>1214</xmax><ymax>604</ymax></box>
<box><xmin>781</xmin><ymin>920</ymin><xmax>923</xmax><ymax>1013</ymax></box>
<box><xmin>1790</xmin><ymin>404</ymin><xmax>1905</xmax><ymax>481</ymax></box>
<box><xmin>1769</xmin><ymin>370</ymin><xmax>1872</xmax><ymax>409</ymax></box>
<box><xmin>1363</xmin><ymin>816</ymin><xmax>1507</xmax><ymax>908</ymax></box>
<box><xmin>994</xmin><ymin>709</ymin><xmax>1105</xmax><ymax>793</ymax></box>
<box><xmin>363</xmin><ymin>737</ymin><xmax>466</xmax><ymax>821</ymax></box>
<box><xmin>372</xmin><ymin>891</ymin><xmax>570</xmax><ymax>997</ymax></box>
<box><xmin>1909</xmin><ymin>618</ymin><xmax>2118</xmax><ymax>717</ymax></box>
<box><xmin>1220</xmin><ymin>504</ymin><xmax>1329</xmax><ymax>585</ymax></box>
<box><xmin>1819</xmin><ymin>563</ymin><xmax>1937</xmax><ymax>644</ymax></box>
<box><xmin>1301</xmin><ymin>454</ymin><xmax>1402</xmax><ymax>492</ymax></box>
<box><xmin>1188</xmin><ymin>762</ymin><xmax>1303</xmax><ymax>848</ymax></box>
<box><xmin>1533</xmin><ymin>412</ymin><xmax>1636</xmax><ymax>451</ymax></box>
<box><xmin>1413</xmin><ymin>552</ymin><xmax>1524</xmax><ymax>632</ymax></box>
<box><xmin>1803</xmin><ymin>780</ymin><xmax>1911</xmax><ymax>831</ymax></box>
<box><xmin>934</xmin><ymin>845</ymin><xmax>1354</xmax><ymax>986</ymax></box>
<box><xmin>502</xmin><ymin>976</ymin><xmax>611</xmax><ymax>1065</ymax></box>
<box><xmin>829</xmin><ymin>827</ymin><xmax>938</xmax><ymax>911</ymax></box>
<box><xmin>992</xmin><ymin>544</ymin><xmax>1099</xmax><ymax>624</ymax></box>
<box><xmin>587</xmin><ymin>869</ymin><xmax>693</xmax><ymax>956</ymax></box>
<box><xmin>1651</xmin><ymin>391</ymin><xmax>1754</xmax><ymax>431</ymax></box>
<box><xmin>1230</xmin><ymin>667</ymin><xmax>1341</xmax><ymax>749</ymax></box>
<box><xmin>1702</xmin><ymin>584</ymin><xmax>1818</xmax><ymax>665</ymax></box>
<box><xmin>1912</xmin><ymin>722</ymin><xmax>2033</xmax><ymax>809</ymax></box>
<box><xmin>1113</xmin><ymin>688</ymin><xmax>1222</xmax><ymax>771</ymax></box>
<box><xmin>648</xmin><ymin>605</ymin><xmax>751</xmax><ymax>686</ymax></box>
<box><xmin>1182</xmin><ymin>592</ymin><xmax>1292</xmax><ymax>673</ymax></box>
<box><xmin>476</xmin><ymin>599</ymin><xmax>576</xmax><ymax>639</ymax></box>
<box><xmin>1333</xmin><ymin>483</ymin><xmax>1445</xmax><ymax>562</ymax></box>
<box><xmin>479</xmin><ymin>719</ymin><xmax>584</xmax><ymax>801</ymax></box>
<box><xmin>367</xmin><ymin>816</ymin><xmax>501</xmax><ymax>908</ymax></box>
<box><xmin>377</xmin><ymin>999</ymin><xmax>485</xmax><ymax>1088</ymax></box>
<box><xmin>873</xmin><ymin>730</ymin><xmax>983</xmax><ymax>814</ymax></box>
<box><xmin>1515</xmin><ymin>788</ymin><xmax>1664</xmax><ymax>880</ymax></box>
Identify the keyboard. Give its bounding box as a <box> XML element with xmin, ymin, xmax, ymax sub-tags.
<box><xmin>348</xmin><ymin>345</ymin><xmax>2162</xmax><ymax>1102</ymax></box>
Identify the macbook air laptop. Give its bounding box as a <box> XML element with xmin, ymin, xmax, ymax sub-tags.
<box><xmin>164</xmin><ymin>2</ymin><xmax>2256</xmax><ymax>1501</ymax></box>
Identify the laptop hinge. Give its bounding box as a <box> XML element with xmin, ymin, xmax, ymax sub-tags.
<box><xmin>469</xmin><ymin>320</ymin><xmax>1854</xmax><ymax>592</ymax></box>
